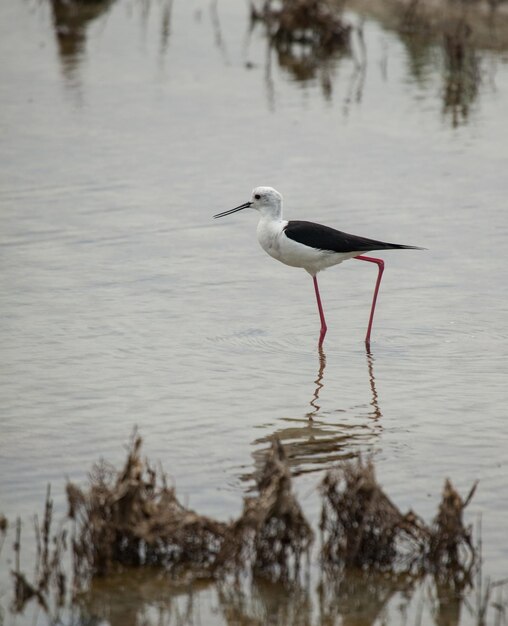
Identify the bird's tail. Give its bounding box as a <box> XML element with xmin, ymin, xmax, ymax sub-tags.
<box><xmin>381</xmin><ymin>243</ymin><xmax>426</xmax><ymax>250</ymax></box>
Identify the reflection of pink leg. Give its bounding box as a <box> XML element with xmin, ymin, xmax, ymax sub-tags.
<box><xmin>355</xmin><ymin>255</ymin><xmax>385</xmax><ymax>344</ymax></box>
<box><xmin>312</xmin><ymin>276</ymin><xmax>327</xmax><ymax>347</ymax></box>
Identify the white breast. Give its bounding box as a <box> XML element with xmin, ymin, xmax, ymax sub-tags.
<box><xmin>256</xmin><ymin>217</ymin><xmax>352</xmax><ymax>276</ymax></box>
<box><xmin>256</xmin><ymin>218</ymin><xmax>286</xmax><ymax>262</ymax></box>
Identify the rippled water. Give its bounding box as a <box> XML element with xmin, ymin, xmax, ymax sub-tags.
<box><xmin>1</xmin><ymin>0</ymin><xmax>508</xmax><ymax>624</ymax></box>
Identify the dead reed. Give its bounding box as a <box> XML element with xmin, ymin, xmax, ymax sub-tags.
<box><xmin>11</xmin><ymin>486</ymin><xmax>67</xmax><ymax>615</ymax></box>
<box><xmin>320</xmin><ymin>457</ymin><xmax>477</xmax><ymax>584</ymax></box>
<box><xmin>7</xmin><ymin>433</ymin><xmax>481</xmax><ymax>620</ymax></box>
<box><xmin>65</xmin><ymin>434</ymin><xmax>312</xmax><ymax>588</ymax></box>
<box><xmin>320</xmin><ymin>457</ymin><xmax>429</xmax><ymax>573</ymax></box>
<box><xmin>427</xmin><ymin>478</ymin><xmax>477</xmax><ymax>586</ymax></box>
<box><xmin>218</xmin><ymin>439</ymin><xmax>313</xmax><ymax>583</ymax></box>
<box><xmin>67</xmin><ymin>434</ymin><xmax>229</xmax><ymax>583</ymax></box>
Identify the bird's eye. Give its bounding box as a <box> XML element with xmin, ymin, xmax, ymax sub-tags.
<box><xmin>254</xmin><ymin>194</ymin><xmax>261</xmax><ymax>200</ymax></box>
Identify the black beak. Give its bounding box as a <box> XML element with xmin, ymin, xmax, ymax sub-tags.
<box><xmin>213</xmin><ymin>201</ymin><xmax>252</xmax><ymax>219</ymax></box>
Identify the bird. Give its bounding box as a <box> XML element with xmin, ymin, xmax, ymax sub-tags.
<box><xmin>213</xmin><ymin>186</ymin><xmax>423</xmax><ymax>346</ymax></box>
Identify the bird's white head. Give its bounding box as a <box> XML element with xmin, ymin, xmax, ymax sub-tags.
<box><xmin>213</xmin><ymin>186</ymin><xmax>283</xmax><ymax>221</ymax></box>
<box><xmin>250</xmin><ymin>187</ymin><xmax>283</xmax><ymax>220</ymax></box>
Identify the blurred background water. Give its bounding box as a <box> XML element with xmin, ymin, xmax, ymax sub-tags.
<box><xmin>1</xmin><ymin>0</ymin><xmax>508</xmax><ymax>623</ymax></box>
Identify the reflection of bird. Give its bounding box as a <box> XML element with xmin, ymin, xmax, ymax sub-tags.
<box><xmin>366</xmin><ymin>347</ymin><xmax>382</xmax><ymax>421</ymax></box>
<box><xmin>214</xmin><ymin>187</ymin><xmax>423</xmax><ymax>346</ymax></box>
<box><xmin>307</xmin><ymin>347</ymin><xmax>326</xmax><ymax>420</ymax></box>
<box><xmin>242</xmin><ymin>345</ymin><xmax>382</xmax><ymax>482</ymax></box>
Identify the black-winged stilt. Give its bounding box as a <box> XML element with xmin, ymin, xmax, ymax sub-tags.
<box><xmin>213</xmin><ymin>186</ymin><xmax>423</xmax><ymax>346</ymax></box>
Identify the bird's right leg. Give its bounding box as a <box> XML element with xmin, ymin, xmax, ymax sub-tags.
<box><xmin>312</xmin><ymin>275</ymin><xmax>327</xmax><ymax>347</ymax></box>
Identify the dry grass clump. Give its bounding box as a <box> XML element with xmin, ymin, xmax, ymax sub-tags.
<box><xmin>66</xmin><ymin>435</ymin><xmax>312</xmax><ymax>587</ymax></box>
<box><xmin>320</xmin><ymin>457</ymin><xmax>476</xmax><ymax>580</ymax></box>
<box><xmin>67</xmin><ymin>434</ymin><xmax>228</xmax><ymax>583</ymax></box>
<box><xmin>427</xmin><ymin>478</ymin><xmax>477</xmax><ymax>585</ymax></box>
<box><xmin>251</xmin><ymin>0</ymin><xmax>351</xmax><ymax>51</ymax></box>
<box><xmin>320</xmin><ymin>457</ymin><xmax>428</xmax><ymax>572</ymax></box>
<box><xmin>220</xmin><ymin>439</ymin><xmax>314</xmax><ymax>582</ymax></box>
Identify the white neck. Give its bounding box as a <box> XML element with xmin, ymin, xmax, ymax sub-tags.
<box><xmin>257</xmin><ymin>202</ymin><xmax>282</xmax><ymax>222</ymax></box>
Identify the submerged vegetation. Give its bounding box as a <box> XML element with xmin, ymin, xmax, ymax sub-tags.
<box><xmin>5</xmin><ymin>433</ymin><xmax>492</xmax><ymax>625</ymax></box>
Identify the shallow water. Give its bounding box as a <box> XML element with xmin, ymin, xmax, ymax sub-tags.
<box><xmin>1</xmin><ymin>0</ymin><xmax>508</xmax><ymax>624</ymax></box>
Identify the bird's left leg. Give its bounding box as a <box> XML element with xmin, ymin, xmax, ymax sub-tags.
<box><xmin>355</xmin><ymin>255</ymin><xmax>385</xmax><ymax>344</ymax></box>
<box><xmin>312</xmin><ymin>275</ymin><xmax>327</xmax><ymax>347</ymax></box>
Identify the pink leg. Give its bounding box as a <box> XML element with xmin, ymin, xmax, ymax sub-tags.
<box><xmin>355</xmin><ymin>255</ymin><xmax>385</xmax><ymax>344</ymax></box>
<box><xmin>312</xmin><ymin>276</ymin><xmax>327</xmax><ymax>347</ymax></box>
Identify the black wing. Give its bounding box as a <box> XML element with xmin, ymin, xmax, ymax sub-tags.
<box><xmin>284</xmin><ymin>220</ymin><xmax>422</xmax><ymax>253</ymax></box>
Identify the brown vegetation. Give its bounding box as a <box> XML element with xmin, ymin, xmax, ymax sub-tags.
<box><xmin>320</xmin><ymin>457</ymin><xmax>477</xmax><ymax>584</ymax></box>
<box><xmin>428</xmin><ymin>478</ymin><xmax>477</xmax><ymax>585</ymax></box>
<box><xmin>11</xmin><ymin>487</ymin><xmax>67</xmax><ymax>615</ymax></box>
<box><xmin>320</xmin><ymin>457</ymin><xmax>429</xmax><ymax>572</ymax></box>
<box><xmin>8</xmin><ymin>434</ymin><xmax>479</xmax><ymax>621</ymax></box>
<box><xmin>67</xmin><ymin>435</ymin><xmax>228</xmax><ymax>582</ymax></box>
<box><xmin>66</xmin><ymin>435</ymin><xmax>312</xmax><ymax>587</ymax></box>
<box><xmin>218</xmin><ymin>438</ymin><xmax>313</xmax><ymax>582</ymax></box>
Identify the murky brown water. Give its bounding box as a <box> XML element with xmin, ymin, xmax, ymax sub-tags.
<box><xmin>1</xmin><ymin>0</ymin><xmax>508</xmax><ymax>624</ymax></box>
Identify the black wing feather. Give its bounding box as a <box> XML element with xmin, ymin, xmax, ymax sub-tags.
<box><xmin>284</xmin><ymin>221</ymin><xmax>421</xmax><ymax>253</ymax></box>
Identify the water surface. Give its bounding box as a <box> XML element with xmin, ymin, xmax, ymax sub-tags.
<box><xmin>1</xmin><ymin>0</ymin><xmax>508</xmax><ymax>623</ymax></box>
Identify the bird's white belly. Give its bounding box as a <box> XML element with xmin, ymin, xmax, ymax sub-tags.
<box><xmin>257</xmin><ymin>219</ymin><xmax>359</xmax><ymax>276</ymax></box>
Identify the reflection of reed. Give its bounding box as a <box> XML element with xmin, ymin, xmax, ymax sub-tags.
<box><xmin>50</xmin><ymin>0</ymin><xmax>177</xmax><ymax>89</ymax></box>
<box><xmin>318</xmin><ymin>570</ymin><xmax>417</xmax><ymax>626</ymax></box>
<box><xmin>77</xmin><ymin>567</ymin><xmax>472</xmax><ymax>626</ymax></box>
<box><xmin>210</xmin><ymin>0</ymin><xmax>230</xmax><ymax>64</ymax></box>
<box><xmin>261</xmin><ymin>38</ymin><xmax>348</xmax><ymax>102</ymax></box>
<box><xmin>160</xmin><ymin>0</ymin><xmax>174</xmax><ymax>56</ymax></box>
<box><xmin>442</xmin><ymin>20</ymin><xmax>481</xmax><ymax>127</ymax></box>
<box><xmin>432</xmin><ymin>577</ymin><xmax>463</xmax><ymax>626</ymax></box>
<box><xmin>218</xmin><ymin>579</ymin><xmax>312</xmax><ymax>626</ymax></box>
<box><xmin>395</xmin><ymin>7</ymin><xmax>482</xmax><ymax>126</ymax></box>
<box><xmin>249</xmin><ymin>0</ymin><xmax>351</xmax><ymax>102</ymax></box>
<box><xmin>245</xmin><ymin>346</ymin><xmax>382</xmax><ymax>481</ymax></box>
<box><xmin>76</xmin><ymin>569</ymin><xmax>201</xmax><ymax>626</ymax></box>
<box><xmin>80</xmin><ymin>572</ymin><xmax>310</xmax><ymax>626</ymax></box>
<box><xmin>343</xmin><ymin>25</ymin><xmax>367</xmax><ymax>116</ymax></box>
<box><xmin>50</xmin><ymin>0</ymin><xmax>115</xmax><ymax>84</ymax></box>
